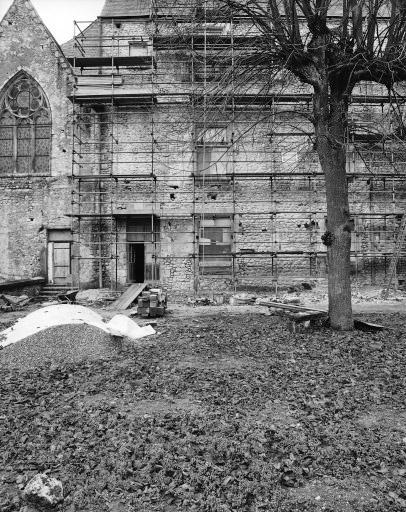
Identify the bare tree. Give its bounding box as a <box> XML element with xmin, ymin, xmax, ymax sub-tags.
<box><xmin>183</xmin><ymin>0</ymin><xmax>406</xmax><ymax>329</ymax></box>
<box><xmin>153</xmin><ymin>0</ymin><xmax>406</xmax><ymax>328</ymax></box>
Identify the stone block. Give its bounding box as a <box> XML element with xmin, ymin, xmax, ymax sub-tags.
<box><xmin>22</xmin><ymin>474</ymin><xmax>63</xmax><ymax>509</ymax></box>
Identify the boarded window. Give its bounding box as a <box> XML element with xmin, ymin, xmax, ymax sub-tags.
<box><xmin>199</xmin><ymin>216</ymin><xmax>232</xmax><ymax>274</ymax></box>
<box><xmin>0</xmin><ymin>72</ymin><xmax>51</xmax><ymax>175</ymax></box>
<box><xmin>352</xmin><ymin>215</ymin><xmax>392</xmax><ymax>254</ymax></box>
<box><xmin>195</xmin><ymin>124</ymin><xmax>230</xmax><ymax>178</ymax></box>
<box><xmin>196</xmin><ymin>146</ymin><xmax>230</xmax><ymax>175</ymax></box>
<box><xmin>129</xmin><ymin>39</ymin><xmax>151</xmax><ymax>56</ymax></box>
<box><xmin>194</xmin><ymin>61</ymin><xmax>228</xmax><ymax>82</ymax></box>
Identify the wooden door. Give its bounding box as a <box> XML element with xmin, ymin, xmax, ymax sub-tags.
<box><xmin>52</xmin><ymin>242</ymin><xmax>71</xmax><ymax>284</ymax></box>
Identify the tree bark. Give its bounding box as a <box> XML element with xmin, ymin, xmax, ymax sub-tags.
<box><xmin>314</xmin><ymin>83</ymin><xmax>354</xmax><ymax>330</ymax></box>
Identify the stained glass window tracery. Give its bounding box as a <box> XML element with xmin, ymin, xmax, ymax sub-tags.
<box><xmin>0</xmin><ymin>73</ymin><xmax>51</xmax><ymax>174</ymax></box>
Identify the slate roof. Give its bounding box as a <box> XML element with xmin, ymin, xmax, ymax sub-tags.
<box><xmin>100</xmin><ymin>0</ymin><xmax>151</xmax><ymax>17</ymax></box>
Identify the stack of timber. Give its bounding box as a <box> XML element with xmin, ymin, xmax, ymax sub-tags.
<box><xmin>138</xmin><ymin>288</ymin><xmax>167</xmax><ymax>318</ymax></box>
<box><xmin>263</xmin><ymin>302</ymin><xmax>327</xmax><ymax>332</ymax></box>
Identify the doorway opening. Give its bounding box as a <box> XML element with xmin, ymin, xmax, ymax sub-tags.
<box><xmin>128</xmin><ymin>243</ymin><xmax>145</xmax><ymax>283</ymax></box>
<box><xmin>126</xmin><ymin>216</ymin><xmax>160</xmax><ymax>283</ymax></box>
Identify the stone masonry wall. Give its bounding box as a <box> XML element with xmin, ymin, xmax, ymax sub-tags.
<box><xmin>0</xmin><ymin>0</ymin><xmax>74</xmax><ymax>282</ymax></box>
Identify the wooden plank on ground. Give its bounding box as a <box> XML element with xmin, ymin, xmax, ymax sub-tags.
<box><xmin>257</xmin><ymin>300</ymin><xmax>326</xmax><ymax>313</ymax></box>
<box><xmin>257</xmin><ymin>300</ymin><xmax>387</xmax><ymax>331</ymax></box>
<box><xmin>108</xmin><ymin>283</ymin><xmax>147</xmax><ymax>310</ymax></box>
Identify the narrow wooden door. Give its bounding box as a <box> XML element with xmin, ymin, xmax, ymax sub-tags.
<box><xmin>52</xmin><ymin>242</ymin><xmax>71</xmax><ymax>284</ymax></box>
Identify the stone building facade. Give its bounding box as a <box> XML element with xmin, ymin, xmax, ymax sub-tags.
<box><xmin>0</xmin><ymin>0</ymin><xmax>405</xmax><ymax>291</ymax></box>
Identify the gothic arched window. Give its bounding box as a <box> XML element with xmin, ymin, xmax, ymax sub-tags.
<box><xmin>0</xmin><ymin>73</ymin><xmax>51</xmax><ymax>174</ymax></box>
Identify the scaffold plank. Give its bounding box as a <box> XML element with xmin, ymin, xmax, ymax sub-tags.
<box><xmin>107</xmin><ymin>283</ymin><xmax>148</xmax><ymax>310</ymax></box>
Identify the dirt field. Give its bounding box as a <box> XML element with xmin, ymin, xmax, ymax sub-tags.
<box><xmin>1</xmin><ymin>298</ymin><xmax>406</xmax><ymax>511</ymax></box>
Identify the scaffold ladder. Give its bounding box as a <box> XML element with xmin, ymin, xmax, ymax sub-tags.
<box><xmin>382</xmin><ymin>214</ymin><xmax>406</xmax><ymax>298</ymax></box>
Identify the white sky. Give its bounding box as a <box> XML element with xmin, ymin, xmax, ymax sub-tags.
<box><xmin>0</xmin><ymin>0</ymin><xmax>105</xmax><ymax>43</ymax></box>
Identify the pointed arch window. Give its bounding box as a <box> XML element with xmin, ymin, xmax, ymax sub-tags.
<box><xmin>0</xmin><ymin>73</ymin><xmax>51</xmax><ymax>174</ymax></box>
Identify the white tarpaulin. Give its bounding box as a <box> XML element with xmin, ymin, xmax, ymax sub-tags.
<box><xmin>0</xmin><ymin>304</ymin><xmax>156</xmax><ymax>348</ymax></box>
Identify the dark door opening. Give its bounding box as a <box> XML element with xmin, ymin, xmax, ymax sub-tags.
<box><xmin>128</xmin><ymin>243</ymin><xmax>145</xmax><ymax>282</ymax></box>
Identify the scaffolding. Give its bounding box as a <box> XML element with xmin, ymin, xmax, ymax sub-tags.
<box><xmin>66</xmin><ymin>1</ymin><xmax>406</xmax><ymax>292</ymax></box>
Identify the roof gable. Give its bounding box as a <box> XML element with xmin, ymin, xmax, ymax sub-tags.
<box><xmin>0</xmin><ymin>0</ymin><xmax>72</xmax><ymax>71</ymax></box>
<box><xmin>100</xmin><ymin>0</ymin><xmax>151</xmax><ymax>18</ymax></box>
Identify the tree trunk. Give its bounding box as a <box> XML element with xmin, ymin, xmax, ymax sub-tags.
<box><xmin>314</xmin><ymin>83</ymin><xmax>354</xmax><ymax>330</ymax></box>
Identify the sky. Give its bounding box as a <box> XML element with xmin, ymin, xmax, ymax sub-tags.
<box><xmin>0</xmin><ymin>0</ymin><xmax>105</xmax><ymax>43</ymax></box>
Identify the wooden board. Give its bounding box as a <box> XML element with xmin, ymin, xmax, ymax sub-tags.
<box><xmin>353</xmin><ymin>319</ymin><xmax>386</xmax><ymax>332</ymax></box>
<box><xmin>257</xmin><ymin>300</ymin><xmax>327</xmax><ymax>314</ymax></box>
<box><xmin>107</xmin><ymin>283</ymin><xmax>148</xmax><ymax>311</ymax></box>
<box><xmin>258</xmin><ymin>300</ymin><xmax>387</xmax><ymax>331</ymax></box>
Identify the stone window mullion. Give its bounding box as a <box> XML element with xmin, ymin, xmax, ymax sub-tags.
<box><xmin>12</xmin><ymin>122</ymin><xmax>17</xmax><ymax>165</ymax></box>
<box><xmin>30</xmin><ymin>120</ymin><xmax>36</xmax><ymax>172</ymax></box>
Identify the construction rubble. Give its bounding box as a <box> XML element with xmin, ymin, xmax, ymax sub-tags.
<box><xmin>137</xmin><ymin>288</ymin><xmax>168</xmax><ymax>318</ymax></box>
<box><xmin>0</xmin><ymin>294</ymin><xmax>31</xmax><ymax>312</ymax></box>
